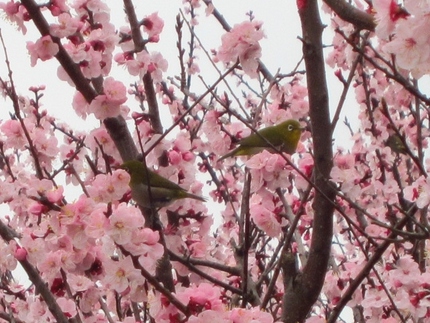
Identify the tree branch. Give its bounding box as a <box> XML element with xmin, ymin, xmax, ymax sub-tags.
<box><xmin>0</xmin><ymin>220</ymin><xmax>69</xmax><ymax>323</ymax></box>
<box><xmin>123</xmin><ymin>0</ymin><xmax>163</xmax><ymax>134</ymax></box>
<box><xmin>327</xmin><ymin>212</ymin><xmax>414</xmax><ymax>322</ymax></box>
<box><xmin>281</xmin><ymin>1</ymin><xmax>335</xmax><ymax>322</ymax></box>
<box><xmin>323</xmin><ymin>0</ymin><xmax>376</xmax><ymax>31</ymax></box>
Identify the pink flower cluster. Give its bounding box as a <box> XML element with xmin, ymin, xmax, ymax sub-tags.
<box><xmin>26</xmin><ymin>35</ymin><xmax>59</xmax><ymax>67</ymax></box>
<box><xmin>373</xmin><ymin>0</ymin><xmax>430</xmax><ymax>78</ymax></box>
<box><xmin>217</xmin><ymin>21</ymin><xmax>264</xmax><ymax>78</ymax></box>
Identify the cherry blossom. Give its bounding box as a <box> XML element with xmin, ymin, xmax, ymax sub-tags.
<box><xmin>373</xmin><ymin>0</ymin><xmax>409</xmax><ymax>39</ymax></box>
<box><xmin>217</xmin><ymin>20</ymin><xmax>264</xmax><ymax>78</ymax></box>
<box><xmin>142</xmin><ymin>12</ymin><xmax>164</xmax><ymax>41</ymax></box>
<box><xmin>87</xmin><ymin>170</ymin><xmax>130</xmax><ymax>204</ymax></box>
<box><xmin>1</xmin><ymin>0</ymin><xmax>430</xmax><ymax>322</ymax></box>
<box><xmin>103</xmin><ymin>256</ymin><xmax>142</xmax><ymax>293</ymax></box>
<box><xmin>106</xmin><ymin>203</ymin><xmax>144</xmax><ymax>245</ymax></box>
<box><xmin>0</xmin><ymin>1</ymin><xmax>27</xmax><ymax>33</ymax></box>
<box><xmin>26</xmin><ymin>35</ymin><xmax>59</xmax><ymax>67</ymax></box>
<box><xmin>50</xmin><ymin>12</ymin><xmax>82</xmax><ymax>38</ymax></box>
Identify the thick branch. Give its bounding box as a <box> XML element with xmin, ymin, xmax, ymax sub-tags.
<box><xmin>281</xmin><ymin>1</ymin><xmax>335</xmax><ymax>322</ymax></box>
<box><xmin>323</xmin><ymin>0</ymin><xmax>376</xmax><ymax>31</ymax></box>
<box><xmin>21</xmin><ymin>0</ymin><xmax>97</xmax><ymax>102</ymax></box>
<box><xmin>21</xmin><ymin>0</ymin><xmax>138</xmax><ymax>163</ymax></box>
<box><xmin>103</xmin><ymin>117</ymin><xmax>139</xmax><ymax>161</ymax></box>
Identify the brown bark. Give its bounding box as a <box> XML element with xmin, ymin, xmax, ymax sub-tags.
<box><xmin>281</xmin><ymin>1</ymin><xmax>335</xmax><ymax>322</ymax></box>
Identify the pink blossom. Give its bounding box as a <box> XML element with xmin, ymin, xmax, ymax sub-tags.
<box><xmin>107</xmin><ymin>203</ymin><xmax>144</xmax><ymax>245</ymax></box>
<box><xmin>134</xmin><ymin>230</ymin><xmax>164</xmax><ymax>275</ymax></box>
<box><xmin>85</xmin><ymin>206</ymin><xmax>109</xmax><ymax>239</ymax></box>
<box><xmin>142</xmin><ymin>12</ymin><xmax>164</xmax><ymax>40</ymax></box>
<box><xmin>1</xmin><ymin>119</ymin><xmax>26</xmax><ymax>149</ymax></box>
<box><xmin>80</xmin><ymin>287</ymin><xmax>100</xmax><ymax>314</ymax></box>
<box><xmin>373</xmin><ymin>0</ymin><xmax>409</xmax><ymax>39</ymax></box>
<box><xmin>48</xmin><ymin>0</ymin><xmax>69</xmax><ymax>16</ymax></box>
<box><xmin>189</xmin><ymin>241</ymin><xmax>207</xmax><ymax>258</ymax></box>
<box><xmin>188</xmin><ymin>310</ymin><xmax>229</xmax><ymax>323</ymax></box>
<box><xmin>103</xmin><ymin>77</ymin><xmax>127</xmax><ymax>104</ymax></box>
<box><xmin>27</xmin><ymin>35</ymin><xmax>59</xmax><ymax>67</ymax></box>
<box><xmin>88</xmin><ymin>93</ymin><xmax>121</xmax><ymax>119</ymax></box>
<box><xmin>361</xmin><ymin>289</ymin><xmax>389</xmax><ymax>317</ymax></box>
<box><xmin>88</xmin><ymin>78</ymin><xmax>127</xmax><ymax>119</ymax></box>
<box><xmin>262</xmin><ymin>103</ymin><xmax>291</xmax><ymax>125</ymax></box>
<box><xmin>0</xmin><ymin>241</ymin><xmax>17</xmax><ymax>271</ymax></box>
<box><xmin>50</xmin><ymin>13</ymin><xmax>81</xmax><ymax>38</ymax></box>
<box><xmin>88</xmin><ymin>126</ymin><xmax>120</xmax><ymax>162</ymax></box>
<box><xmin>103</xmin><ymin>256</ymin><xmax>141</xmax><ymax>293</ymax></box>
<box><xmin>168</xmin><ymin>149</ymin><xmax>182</xmax><ymax>165</ymax></box>
<box><xmin>0</xmin><ymin>1</ymin><xmax>27</xmax><ymax>34</ymax></box>
<box><xmin>148</xmin><ymin>52</ymin><xmax>168</xmax><ymax>82</ymax></box>
<box><xmin>187</xmin><ymin>59</ymin><xmax>200</xmax><ymax>75</ymax></box>
<box><xmin>14</xmin><ymin>246</ymin><xmax>27</xmax><ymax>261</ymax></box>
<box><xmin>68</xmin><ymin>273</ymin><xmax>93</xmax><ymax>293</ymax></box>
<box><xmin>177</xmin><ymin>283</ymin><xmax>224</xmax><ymax>312</ymax></box>
<box><xmin>32</xmin><ymin>127</ymin><xmax>59</xmax><ymax>157</ymax></box>
<box><xmin>387</xmin><ymin>256</ymin><xmax>422</xmax><ymax>289</ymax></box>
<box><xmin>250</xmin><ymin>200</ymin><xmax>282</xmax><ymax>237</ymax></box>
<box><xmin>229</xmin><ymin>307</ymin><xmax>274</xmax><ymax>323</ymax></box>
<box><xmin>80</xmin><ymin>48</ymin><xmax>103</xmax><ymax>79</ymax></box>
<box><xmin>246</xmin><ymin>151</ymin><xmax>291</xmax><ymax>192</ymax></box>
<box><xmin>87</xmin><ymin>27</ymin><xmax>119</xmax><ymax>55</ymax></box>
<box><xmin>201</xmin><ymin>111</ymin><xmax>232</xmax><ymax>156</ymax></box>
<box><xmin>383</xmin><ymin>18</ymin><xmax>430</xmax><ymax>78</ymax></box>
<box><xmin>87</xmin><ymin>170</ymin><xmax>130</xmax><ymax>204</ymax></box>
<box><xmin>404</xmin><ymin>175</ymin><xmax>430</xmax><ymax>208</ymax></box>
<box><xmin>38</xmin><ymin>251</ymin><xmax>62</xmax><ymax>280</ymax></box>
<box><xmin>57</xmin><ymin>297</ymin><xmax>77</xmax><ymax>318</ymax></box>
<box><xmin>20</xmin><ymin>235</ymin><xmax>47</xmax><ymax>266</ymax></box>
<box><xmin>63</xmin><ymin>42</ymin><xmax>88</xmax><ymax>64</ymax></box>
<box><xmin>62</xmin><ymin>195</ymin><xmax>95</xmax><ymax>222</ymax></box>
<box><xmin>121</xmin><ymin>50</ymin><xmax>150</xmax><ymax>77</ymax></box>
<box><xmin>217</xmin><ymin>21</ymin><xmax>264</xmax><ymax>78</ymax></box>
<box><xmin>405</xmin><ymin>0</ymin><xmax>430</xmax><ymax>16</ymax></box>
<box><xmin>28</xmin><ymin>299</ymin><xmax>49</xmax><ymax>322</ymax></box>
<box><xmin>205</xmin><ymin>3</ymin><xmax>215</xmax><ymax>16</ymax></box>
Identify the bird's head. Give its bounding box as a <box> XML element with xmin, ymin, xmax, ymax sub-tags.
<box><xmin>280</xmin><ymin>119</ymin><xmax>304</xmax><ymax>140</ymax></box>
<box><xmin>120</xmin><ymin>160</ymin><xmax>146</xmax><ymax>182</ymax></box>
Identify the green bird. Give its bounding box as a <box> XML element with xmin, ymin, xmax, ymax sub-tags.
<box><xmin>121</xmin><ymin>160</ymin><xmax>206</xmax><ymax>208</ymax></box>
<box><xmin>218</xmin><ymin>119</ymin><xmax>304</xmax><ymax>161</ymax></box>
<box><xmin>386</xmin><ymin>134</ymin><xmax>408</xmax><ymax>155</ymax></box>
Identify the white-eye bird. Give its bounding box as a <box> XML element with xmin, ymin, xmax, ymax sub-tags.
<box><xmin>218</xmin><ymin>119</ymin><xmax>304</xmax><ymax>161</ymax></box>
<box><xmin>121</xmin><ymin>160</ymin><xmax>206</xmax><ymax>207</ymax></box>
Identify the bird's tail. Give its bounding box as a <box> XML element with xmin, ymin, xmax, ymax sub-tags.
<box><xmin>217</xmin><ymin>149</ymin><xmax>238</xmax><ymax>162</ymax></box>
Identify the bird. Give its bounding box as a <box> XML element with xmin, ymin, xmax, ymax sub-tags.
<box><xmin>120</xmin><ymin>160</ymin><xmax>206</xmax><ymax>208</ymax></box>
<box><xmin>218</xmin><ymin>119</ymin><xmax>304</xmax><ymax>161</ymax></box>
<box><xmin>386</xmin><ymin>134</ymin><xmax>408</xmax><ymax>155</ymax></box>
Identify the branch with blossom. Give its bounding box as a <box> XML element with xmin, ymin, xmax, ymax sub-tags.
<box><xmin>1</xmin><ymin>0</ymin><xmax>430</xmax><ymax>322</ymax></box>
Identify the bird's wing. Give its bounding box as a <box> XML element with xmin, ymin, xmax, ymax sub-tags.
<box><xmin>238</xmin><ymin>125</ymin><xmax>283</xmax><ymax>147</ymax></box>
<box><xmin>146</xmin><ymin>171</ymin><xmax>186</xmax><ymax>191</ymax></box>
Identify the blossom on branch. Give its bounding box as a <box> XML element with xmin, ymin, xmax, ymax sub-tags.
<box><xmin>216</xmin><ymin>21</ymin><xmax>264</xmax><ymax>78</ymax></box>
<box><xmin>26</xmin><ymin>35</ymin><xmax>59</xmax><ymax>67</ymax></box>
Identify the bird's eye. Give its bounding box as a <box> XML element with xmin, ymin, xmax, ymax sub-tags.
<box><xmin>287</xmin><ymin>125</ymin><xmax>294</xmax><ymax>131</ymax></box>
